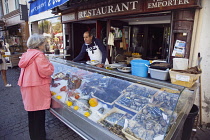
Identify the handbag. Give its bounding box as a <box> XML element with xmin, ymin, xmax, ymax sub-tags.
<box><xmin>0</xmin><ymin>59</ymin><xmax>3</xmax><ymax>64</ymax></box>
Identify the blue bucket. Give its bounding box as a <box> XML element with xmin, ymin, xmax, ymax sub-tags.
<box><xmin>131</xmin><ymin>59</ymin><xmax>150</xmax><ymax>77</ymax></box>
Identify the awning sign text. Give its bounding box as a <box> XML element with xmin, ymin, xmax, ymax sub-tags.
<box><xmin>147</xmin><ymin>0</ymin><xmax>190</xmax><ymax>9</ymax></box>
<box><xmin>78</xmin><ymin>1</ymin><xmax>139</xmax><ymax>19</ymax></box>
<box><xmin>29</xmin><ymin>0</ymin><xmax>68</xmax><ymax>16</ymax></box>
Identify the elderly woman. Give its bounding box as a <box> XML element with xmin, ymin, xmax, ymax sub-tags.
<box><xmin>18</xmin><ymin>34</ymin><xmax>54</xmax><ymax>140</ymax></box>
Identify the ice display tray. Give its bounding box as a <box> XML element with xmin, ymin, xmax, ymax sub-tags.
<box><xmin>150</xmin><ymin>91</ymin><xmax>180</xmax><ymax>111</ymax></box>
<box><xmin>123</xmin><ymin>104</ymin><xmax>174</xmax><ymax>140</ymax></box>
<box><xmin>122</xmin><ymin>83</ymin><xmax>158</xmax><ymax>98</ymax></box>
<box><xmin>115</xmin><ymin>92</ymin><xmax>150</xmax><ymax>114</ymax></box>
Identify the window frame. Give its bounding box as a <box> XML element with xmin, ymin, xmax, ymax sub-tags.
<box><xmin>4</xmin><ymin>0</ymin><xmax>9</xmax><ymax>14</ymax></box>
<box><xmin>15</xmin><ymin>0</ymin><xmax>20</xmax><ymax>10</ymax></box>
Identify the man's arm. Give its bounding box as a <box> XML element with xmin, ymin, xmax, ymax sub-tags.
<box><xmin>73</xmin><ymin>44</ymin><xmax>87</xmax><ymax>62</ymax></box>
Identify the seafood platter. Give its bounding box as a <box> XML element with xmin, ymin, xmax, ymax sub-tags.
<box><xmin>50</xmin><ymin>62</ymin><xmax>181</xmax><ymax>140</ymax></box>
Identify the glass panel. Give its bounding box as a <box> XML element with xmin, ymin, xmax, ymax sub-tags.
<box><xmin>38</xmin><ymin>17</ymin><xmax>63</xmax><ymax>54</ymax></box>
<box><xmin>50</xmin><ymin>60</ymin><xmax>184</xmax><ymax>140</ymax></box>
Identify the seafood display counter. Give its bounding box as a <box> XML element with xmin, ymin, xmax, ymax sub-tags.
<box><xmin>49</xmin><ymin>58</ymin><xmax>198</xmax><ymax>140</ymax></box>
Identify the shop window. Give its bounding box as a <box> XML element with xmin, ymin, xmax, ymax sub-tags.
<box><xmin>4</xmin><ymin>0</ymin><xmax>9</xmax><ymax>14</ymax></box>
<box><xmin>38</xmin><ymin>17</ymin><xmax>63</xmax><ymax>54</ymax></box>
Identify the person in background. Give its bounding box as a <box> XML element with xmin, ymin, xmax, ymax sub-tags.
<box><xmin>18</xmin><ymin>34</ymin><xmax>54</xmax><ymax>140</ymax></box>
<box><xmin>73</xmin><ymin>31</ymin><xmax>108</xmax><ymax>67</ymax></box>
<box><xmin>0</xmin><ymin>41</ymin><xmax>11</xmax><ymax>87</ymax></box>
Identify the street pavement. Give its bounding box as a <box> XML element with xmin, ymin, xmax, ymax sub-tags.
<box><xmin>0</xmin><ymin>67</ymin><xmax>84</xmax><ymax>140</ymax></box>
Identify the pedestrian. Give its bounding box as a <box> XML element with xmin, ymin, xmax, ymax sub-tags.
<box><xmin>73</xmin><ymin>31</ymin><xmax>109</xmax><ymax>67</ymax></box>
<box><xmin>0</xmin><ymin>41</ymin><xmax>11</xmax><ymax>87</ymax></box>
<box><xmin>18</xmin><ymin>34</ymin><xmax>54</xmax><ymax>140</ymax></box>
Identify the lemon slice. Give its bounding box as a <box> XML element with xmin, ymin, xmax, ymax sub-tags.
<box><xmin>74</xmin><ymin>106</ymin><xmax>79</xmax><ymax>110</ymax></box>
<box><xmin>56</xmin><ymin>95</ymin><xmax>62</xmax><ymax>100</ymax></box>
<box><xmin>84</xmin><ymin>112</ymin><xmax>90</xmax><ymax>117</ymax></box>
<box><xmin>66</xmin><ymin>101</ymin><xmax>73</xmax><ymax>106</ymax></box>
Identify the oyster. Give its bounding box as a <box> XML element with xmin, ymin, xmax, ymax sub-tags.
<box><xmin>116</xmin><ymin>93</ymin><xmax>149</xmax><ymax>112</ymax></box>
<box><xmin>98</xmin><ymin>107</ymin><xmax>105</xmax><ymax>114</ymax></box>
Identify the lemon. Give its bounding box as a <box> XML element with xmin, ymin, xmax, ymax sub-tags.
<box><xmin>56</xmin><ymin>95</ymin><xmax>62</xmax><ymax>100</ymax></box>
<box><xmin>51</xmin><ymin>91</ymin><xmax>56</xmax><ymax>96</ymax></box>
<box><xmin>84</xmin><ymin>112</ymin><xmax>90</xmax><ymax>117</ymax></box>
<box><xmin>66</xmin><ymin>101</ymin><xmax>73</xmax><ymax>106</ymax></box>
<box><xmin>74</xmin><ymin>106</ymin><xmax>79</xmax><ymax>110</ymax></box>
<box><xmin>89</xmin><ymin>98</ymin><xmax>98</xmax><ymax>107</ymax></box>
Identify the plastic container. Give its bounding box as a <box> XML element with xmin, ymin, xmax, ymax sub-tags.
<box><xmin>150</xmin><ymin>62</ymin><xmax>171</xmax><ymax>70</ymax></box>
<box><xmin>173</xmin><ymin>58</ymin><xmax>188</xmax><ymax>70</ymax></box>
<box><xmin>181</xmin><ymin>104</ymin><xmax>199</xmax><ymax>140</ymax></box>
<box><xmin>169</xmin><ymin>70</ymin><xmax>200</xmax><ymax>88</ymax></box>
<box><xmin>131</xmin><ymin>60</ymin><xmax>150</xmax><ymax>77</ymax></box>
<box><xmin>149</xmin><ymin>68</ymin><xmax>169</xmax><ymax>80</ymax></box>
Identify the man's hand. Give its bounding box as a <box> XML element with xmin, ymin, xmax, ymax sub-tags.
<box><xmin>96</xmin><ymin>64</ymin><xmax>104</xmax><ymax>68</ymax></box>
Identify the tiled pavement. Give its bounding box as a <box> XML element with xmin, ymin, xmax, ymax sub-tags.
<box><xmin>0</xmin><ymin>67</ymin><xmax>84</xmax><ymax>140</ymax></box>
<box><xmin>0</xmin><ymin>67</ymin><xmax>210</xmax><ymax>140</ymax></box>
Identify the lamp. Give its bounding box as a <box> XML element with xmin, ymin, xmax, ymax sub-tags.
<box><xmin>28</xmin><ymin>0</ymin><xmax>36</xmax><ymax>3</ymax></box>
<box><xmin>51</xmin><ymin>7</ymin><xmax>61</xmax><ymax>15</ymax></box>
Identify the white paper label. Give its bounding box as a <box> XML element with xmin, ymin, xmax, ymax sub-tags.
<box><xmin>176</xmin><ymin>74</ymin><xmax>190</xmax><ymax>82</ymax></box>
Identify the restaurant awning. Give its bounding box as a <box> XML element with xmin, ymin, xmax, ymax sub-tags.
<box><xmin>0</xmin><ymin>20</ymin><xmax>5</xmax><ymax>27</ymax></box>
<box><xmin>29</xmin><ymin>0</ymin><xmax>68</xmax><ymax>16</ymax></box>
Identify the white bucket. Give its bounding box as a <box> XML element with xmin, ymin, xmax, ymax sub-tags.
<box><xmin>173</xmin><ymin>58</ymin><xmax>189</xmax><ymax>70</ymax></box>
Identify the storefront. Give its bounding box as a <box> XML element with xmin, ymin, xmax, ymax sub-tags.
<box><xmin>57</xmin><ymin>0</ymin><xmax>201</xmax><ymax>62</ymax></box>
<box><xmin>1</xmin><ymin>5</ymin><xmax>29</xmax><ymax>67</ymax></box>
<box><xmin>46</xmin><ymin>1</ymin><xmax>202</xmax><ymax>140</ymax></box>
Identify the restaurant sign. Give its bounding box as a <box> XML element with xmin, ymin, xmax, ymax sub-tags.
<box><xmin>78</xmin><ymin>1</ymin><xmax>140</xmax><ymax>20</ymax></box>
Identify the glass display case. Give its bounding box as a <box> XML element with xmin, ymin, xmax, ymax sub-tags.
<box><xmin>49</xmin><ymin>58</ymin><xmax>198</xmax><ymax>140</ymax></box>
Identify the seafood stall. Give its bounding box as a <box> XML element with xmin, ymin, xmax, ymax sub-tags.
<box><xmin>49</xmin><ymin>58</ymin><xmax>198</xmax><ymax>140</ymax></box>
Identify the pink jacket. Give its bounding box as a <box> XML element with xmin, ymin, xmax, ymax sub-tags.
<box><xmin>18</xmin><ymin>49</ymin><xmax>54</xmax><ymax>111</ymax></box>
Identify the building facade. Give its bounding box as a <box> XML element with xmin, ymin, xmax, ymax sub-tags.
<box><xmin>1</xmin><ymin>0</ymin><xmax>29</xmax><ymax>52</ymax></box>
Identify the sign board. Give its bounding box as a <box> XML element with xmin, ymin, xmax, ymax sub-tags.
<box><xmin>20</xmin><ymin>5</ymin><xmax>28</xmax><ymax>21</ymax></box>
<box><xmin>29</xmin><ymin>0</ymin><xmax>68</xmax><ymax>16</ymax></box>
<box><xmin>145</xmin><ymin>0</ymin><xmax>200</xmax><ymax>12</ymax></box>
<box><xmin>62</xmin><ymin>13</ymin><xmax>76</xmax><ymax>22</ymax></box>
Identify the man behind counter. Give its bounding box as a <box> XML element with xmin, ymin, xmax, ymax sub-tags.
<box><xmin>73</xmin><ymin>31</ymin><xmax>108</xmax><ymax>68</ymax></box>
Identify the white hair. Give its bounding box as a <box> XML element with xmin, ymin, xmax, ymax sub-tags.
<box><xmin>27</xmin><ymin>34</ymin><xmax>46</xmax><ymax>49</ymax></box>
